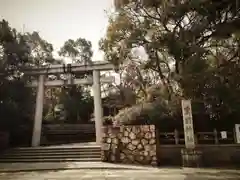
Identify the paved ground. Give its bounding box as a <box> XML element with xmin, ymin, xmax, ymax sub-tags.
<box><xmin>0</xmin><ymin>168</ymin><xmax>240</xmax><ymax>180</ymax></box>
<box><xmin>0</xmin><ymin>162</ymin><xmax>239</xmax><ymax>180</ymax></box>
<box><xmin>0</xmin><ymin>162</ymin><xmax>155</xmax><ymax>172</ymax></box>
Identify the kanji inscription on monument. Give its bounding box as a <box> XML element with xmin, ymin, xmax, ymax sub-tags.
<box><xmin>181</xmin><ymin>100</ymin><xmax>195</xmax><ymax>149</ymax></box>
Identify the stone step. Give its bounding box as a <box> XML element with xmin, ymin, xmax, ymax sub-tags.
<box><xmin>13</xmin><ymin>145</ymin><xmax>100</xmax><ymax>150</ymax></box>
<box><xmin>40</xmin><ymin>140</ymin><xmax>96</xmax><ymax>146</ymax></box>
<box><xmin>2</xmin><ymin>151</ymin><xmax>101</xmax><ymax>156</ymax></box>
<box><xmin>6</xmin><ymin>148</ymin><xmax>100</xmax><ymax>154</ymax></box>
<box><xmin>0</xmin><ymin>143</ymin><xmax>101</xmax><ymax>163</ymax></box>
<box><xmin>0</xmin><ymin>158</ymin><xmax>101</xmax><ymax>163</ymax></box>
<box><xmin>7</xmin><ymin>146</ymin><xmax>100</xmax><ymax>152</ymax></box>
<box><xmin>0</xmin><ymin>154</ymin><xmax>101</xmax><ymax>159</ymax></box>
<box><xmin>41</xmin><ymin>137</ymin><xmax>96</xmax><ymax>143</ymax></box>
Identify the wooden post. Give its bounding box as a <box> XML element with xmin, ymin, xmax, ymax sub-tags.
<box><xmin>233</xmin><ymin>127</ymin><xmax>237</xmax><ymax>144</ymax></box>
<box><xmin>213</xmin><ymin>128</ymin><xmax>218</xmax><ymax>144</ymax></box>
<box><xmin>195</xmin><ymin>133</ymin><xmax>198</xmax><ymax>145</ymax></box>
<box><xmin>235</xmin><ymin>124</ymin><xmax>240</xmax><ymax>144</ymax></box>
<box><xmin>174</xmin><ymin>129</ymin><xmax>179</xmax><ymax>145</ymax></box>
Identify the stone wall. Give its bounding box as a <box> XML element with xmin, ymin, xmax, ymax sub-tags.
<box><xmin>101</xmin><ymin>125</ymin><xmax>157</xmax><ymax>166</ymax></box>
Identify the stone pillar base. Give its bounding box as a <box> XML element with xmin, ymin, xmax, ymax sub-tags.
<box><xmin>181</xmin><ymin>148</ymin><xmax>202</xmax><ymax>167</ymax></box>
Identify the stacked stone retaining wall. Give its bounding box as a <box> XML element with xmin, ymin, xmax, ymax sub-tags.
<box><xmin>101</xmin><ymin>125</ymin><xmax>157</xmax><ymax>166</ymax></box>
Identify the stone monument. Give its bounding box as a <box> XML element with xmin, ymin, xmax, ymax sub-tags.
<box><xmin>181</xmin><ymin>99</ymin><xmax>202</xmax><ymax>167</ymax></box>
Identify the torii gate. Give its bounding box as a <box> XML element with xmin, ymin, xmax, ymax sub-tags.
<box><xmin>19</xmin><ymin>61</ymin><xmax>116</xmax><ymax>147</ymax></box>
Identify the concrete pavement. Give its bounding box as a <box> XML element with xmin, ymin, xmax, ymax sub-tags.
<box><xmin>0</xmin><ymin>162</ymin><xmax>239</xmax><ymax>179</ymax></box>
<box><xmin>0</xmin><ymin>168</ymin><xmax>240</xmax><ymax>180</ymax></box>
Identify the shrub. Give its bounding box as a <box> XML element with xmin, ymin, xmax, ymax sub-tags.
<box><xmin>113</xmin><ymin>100</ymin><xmax>178</xmax><ymax>126</ymax></box>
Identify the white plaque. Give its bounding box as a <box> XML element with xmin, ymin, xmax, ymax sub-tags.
<box><xmin>220</xmin><ymin>131</ymin><xmax>227</xmax><ymax>139</ymax></box>
<box><xmin>181</xmin><ymin>100</ymin><xmax>195</xmax><ymax>149</ymax></box>
<box><xmin>235</xmin><ymin>124</ymin><xmax>240</xmax><ymax>143</ymax></box>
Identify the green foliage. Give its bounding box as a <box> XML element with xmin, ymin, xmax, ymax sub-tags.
<box><xmin>0</xmin><ymin>19</ymin><xmax>96</xmax><ymax>141</ymax></box>
<box><xmin>112</xmin><ymin>85</ymin><xmax>182</xmax><ymax>126</ymax></box>
<box><xmin>58</xmin><ymin>86</ymin><xmax>93</xmax><ymax>123</ymax></box>
<box><xmin>102</xmin><ymin>0</ymin><xmax>240</xmax><ymax>126</ymax></box>
<box><xmin>59</xmin><ymin>38</ymin><xmax>93</xmax><ymax>64</ymax></box>
<box><xmin>57</xmin><ymin>37</ymin><xmax>95</xmax><ymax>123</ymax></box>
<box><xmin>0</xmin><ymin>20</ymin><xmax>30</xmax><ymax>72</ymax></box>
<box><xmin>23</xmin><ymin>31</ymin><xmax>54</xmax><ymax>65</ymax></box>
<box><xmin>0</xmin><ymin>79</ymin><xmax>34</xmax><ymax>130</ymax></box>
<box><xmin>0</xmin><ymin>20</ymin><xmax>35</xmax><ymax>131</ymax></box>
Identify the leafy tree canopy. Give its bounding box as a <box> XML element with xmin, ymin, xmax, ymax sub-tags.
<box><xmin>101</xmin><ymin>0</ymin><xmax>240</xmax><ymax>126</ymax></box>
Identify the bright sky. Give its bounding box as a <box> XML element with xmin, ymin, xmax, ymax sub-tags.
<box><xmin>0</xmin><ymin>0</ymin><xmax>114</xmax><ymax>60</ymax></box>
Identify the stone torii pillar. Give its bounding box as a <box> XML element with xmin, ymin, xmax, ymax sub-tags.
<box><xmin>93</xmin><ymin>70</ymin><xmax>103</xmax><ymax>145</ymax></box>
<box><xmin>31</xmin><ymin>75</ymin><xmax>45</xmax><ymax>147</ymax></box>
